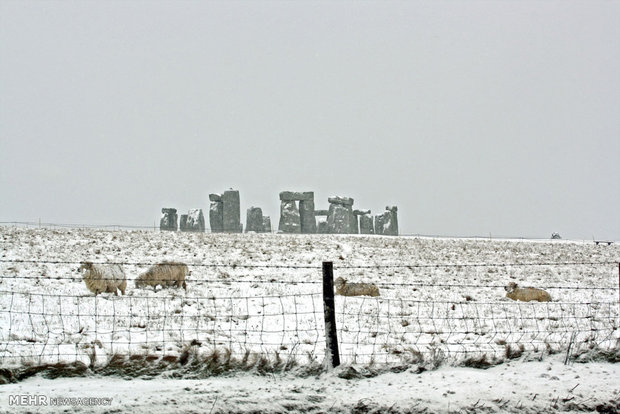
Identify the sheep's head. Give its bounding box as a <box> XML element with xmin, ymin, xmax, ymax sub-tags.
<box><xmin>334</xmin><ymin>277</ymin><xmax>346</xmax><ymax>290</ymax></box>
<box><xmin>505</xmin><ymin>282</ymin><xmax>518</xmax><ymax>293</ymax></box>
<box><xmin>134</xmin><ymin>274</ymin><xmax>147</xmax><ymax>288</ymax></box>
<box><xmin>79</xmin><ymin>262</ymin><xmax>93</xmax><ymax>272</ymax></box>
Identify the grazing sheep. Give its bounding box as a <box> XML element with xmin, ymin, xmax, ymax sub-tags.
<box><xmin>135</xmin><ymin>261</ymin><xmax>188</xmax><ymax>291</ymax></box>
<box><xmin>79</xmin><ymin>262</ymin><xmax>127</xmax><ymax>296</ymax></box>
<box><xmin>334</xmin><ymin>277</ymin><xmax>380</xmax><ymax>297</ymax></box>
<box><xmin>505</xmin><ymin>282</ymin><xmax>551</xmax><ymax>302</ymax></box>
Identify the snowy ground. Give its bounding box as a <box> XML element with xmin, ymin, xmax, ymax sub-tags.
<box><xmin>0</xmin><ymin>226</ymin><xmax>619</xmax><ymax>412</ymax></box>
<box><xmin>1</xmin><ymin>353</ymin><xmax>619</xmax><ymax>413</ymax></box>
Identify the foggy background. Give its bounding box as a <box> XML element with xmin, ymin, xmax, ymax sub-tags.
<box><xmin>1</xmin><ymin>1</ymin><xmax>618</xmax><ymax>240</ymax></box>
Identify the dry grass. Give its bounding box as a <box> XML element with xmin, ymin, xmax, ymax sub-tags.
<box><xmin>1</xmin><ymin>341</ymin><xmax>615</xmax><ymax>385</ymax></box>
<box><xmin>571</xmin><ymin>341</ymin><xmax>620</xmax><ymax>363</ymax></box>
<box><xmin>0</xmin><ymin>343</ymin><xmax>325</xmax><ymax>383</ymax></box>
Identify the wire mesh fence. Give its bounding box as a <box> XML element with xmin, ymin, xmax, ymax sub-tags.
<box><xmin>1</xmin><ymin>256</ymin><xmax>618</xmax><ymax>369</ymax></box>
<box><xmin>0</xmin><ymin>290</ymin><xmax>325</xmax><ymax>367</ymax></box>
<box><xmin>335</xmin><ymin>296</ymin><xmax>619</xmax><ymax>364</ymax></box>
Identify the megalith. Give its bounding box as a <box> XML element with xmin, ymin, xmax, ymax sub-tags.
<box><xmin>179</xmin><ymin>214</ymin><xmax>188</xmax><ymax>231</ymax></box>
<box><xmin>278</xmin><ymin>191</ymin><xmax>315</xmax><ymax>234</ymax></box>
<box><xmin>316</xmin><ymin>217</ymin><xmax>329</xmax><ymax>234</ymax></box>
<box><xmin>327</xmin><ymin>197</ymin><xmax>354</xmax><ymax>234</ymax></box>
<box><xmin>209</xmin><ymin>194</ymin><xmax>224</xmax><ymax>233</ymax></box>
<box><xmin>375</xmin><ymin>206</ymin><xmax>398</xmax><ymax>236</ymax></box>
<box><xmin>160</xmin><ymin>208</ymin><xmax>178</xmax><ymax>231</ymax></box>
<box><xmin>374</xmin><ymin>214</ymin><xmax>385</xmax><ymax>235</ymax></box>
<box><xmin>299</xmin><ymin>197</ymin><xmax>317</xmax><ymax>234</ymax></box>
<box><xmin>186</xmin><ymin>208</ymin><xmax>206</xmax><ymax>232</ymax></box>
<box><xmin>351</xmin><ymin>209</ymin><xmax>369</xmax><ymax>234</ymax></box>
<box><xmin>278</xmin><ymin>200</ymin><xmax>301</xmax><ymax>233</ymax></box>
<box><xmin>359</xmin><ymin>212</ymin><xmax>374</xmax><ymax>234</ymax></box>
<box><xmin>383</xmin><ymin>206</ymin><xmax>399</xmax><ymax>236</ymax></box>
<box><xmin>222</xmin><ymin>189</ymin><xmax>242</xmax><ymax>233</ymax></box>
<box><xmin>263</xmin><ymin>216</ymin><xmax>272</xmax><ymax>233</ymax></box>
<box><xmin>246</xmin><ymin>207</ymin><xmax>264</xmax><ymax>233</ymax></box>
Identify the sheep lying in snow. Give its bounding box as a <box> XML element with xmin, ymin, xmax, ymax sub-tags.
<box><xmin>505</xmin><ymin>282</ymin><xmax>551</xmax><ymax>302</ymax></box>
<box><xmin>135</xmin><ymin>261</ymin><xmax>188</xmax><ymax>291</ymax></box>
<box><xmin>79</xmin><ymin>262</ymin><xmax>127</xmax><ymax>296</ymax></box>
<box><xmin>334</xmin><ymin>277</ymin><xmax>380</xmax><ymax>297</ymax></box>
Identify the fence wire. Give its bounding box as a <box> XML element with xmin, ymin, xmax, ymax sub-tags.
<box><xmin>0</xmin><ymin>257</ymin><xmax>618</xmax><ymax>368</ymax></box>
<box><xmin>0</xmin><ymin>291</ymin><xmax>325</xmax><ymax>366</ymax></box>
<box><xmin>336</xmin><ymin>296</ymin><xmax>619</xmax><ymax>364</ymax></box>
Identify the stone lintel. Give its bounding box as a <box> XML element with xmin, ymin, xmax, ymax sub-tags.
<box><xmin>328</xmin><ymin>196</ymin><xmax>354</xmax><ymax>206</ymax></box>
<box><xmin>279</xmin><ymin>191</ymin><xmax>314</xmax><ymax>201</ymax></box>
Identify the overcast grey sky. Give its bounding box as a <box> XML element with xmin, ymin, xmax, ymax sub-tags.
<box><xmin>1</xmin><ymin>0</ymin><xmax>618</xmax><ymax>240</ymax></box>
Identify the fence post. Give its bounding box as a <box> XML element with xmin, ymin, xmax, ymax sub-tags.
<box><xmin>322</xmin><ymin>261</ymin><xmax>340</xmax><ymax>369</ymax></box>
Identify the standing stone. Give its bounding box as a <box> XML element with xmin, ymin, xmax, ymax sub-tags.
<box><xmin>383</xmin><ymin>206</ymin><xmax>399</xmax><ymax>236</ymax></box>
<box><xmin>327</xmin><ymin>197</ymin><xmax>355</xmax><ymax>234</ymax></box>
<box><xmin>317</xmin><ymin>217</ymin><xmax>328</xmax><ymax>234</ymax></box>
<box><xmin>262</xmin><ymin>216</ymin><xmax>272</xmax><ymax>233</ymax></box>
<box><xmin>179</xmin><ymin>214</ymin><xmax>188</xmax><ymax>232</ymax></box>
<box><xmin>186</xmin><ymin>208</ymin><xmax>206</xmax><ymax>232</ymax></box>
<box><xmin>352</xmin><ymin>209</ymin><xmax>371</xmax><ymax>235</ymax></box>
<box><xmin>278</xmin><ymin>200</ymin><xmax>301</xmax><ymax>233</ymax></box>
<box><xmin>327</xmin><ymin>203</ymin><xmax>353</xmax><ymax>234</ymax></box>
<box><xmin>209</xmin><ymin>194</ymin><xmax>224</xmax><ymax>233</ymax></box>
<box><xmin>222</xmin><ymin>190</ymin><xmax>241</xmax><ymax>233</ymax></box>
<box><xmin>160</xmin><ymin>208</ymin><xmax>178</xmax><ymax>231</ymax></box>
<box><xmin>350</xmin><ymin>213</ymin><xmax>359</xmax><ymax>234</ymax></box>
<box><xmin>299</xmin><ymin>192</ymin><xmax>316</xmax><ymax>234</ymax></box>
<box><xmin>359</xmin><ymin>213</ymin><xmax>374</xmax><ymax>234</ymax></box>
<box><xmin>374</xmin><ymin>214</ymin><xmax>386</xmax><ymax>235</ymax></box>
<box><xmin>246</xmin><ymin>207</ymin><xmax>264</xmax><ymax>233</ymax></box>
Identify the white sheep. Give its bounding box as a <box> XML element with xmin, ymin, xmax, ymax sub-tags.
<box><xmin>334</xmin><ymin>277</ymin><xmax>380</xmax><ymax>297</ymax></box>
<box><xmin>79</xmin><ymin>262</ymin><xmax>127</xmax><ymax>296</ymax></box>
<box><xmin>135</xmin><ymin>261</ymin><xmax>188</xmax><ymax>290</ymax></box>
<box><xmin>505</xmin><ymin>282</ymin><xmax>551</xmax><ymax>302</ymax></box>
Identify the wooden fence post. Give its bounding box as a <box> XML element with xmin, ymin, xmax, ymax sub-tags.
<box><xmin>322</xmin><ymin>261</ymin><xmax>340</xmax><ymax>368</ymax></box>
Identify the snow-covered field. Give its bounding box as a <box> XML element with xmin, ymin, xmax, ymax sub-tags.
<box><xmin>1</xmin><ymin>226</ymin><xmax>619</xmax><ymax>413</ymax></box>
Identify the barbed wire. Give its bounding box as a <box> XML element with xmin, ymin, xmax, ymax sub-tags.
<box><xmin>336</xmin><ymin>261</ymin><xmax>620</xmax><ymax>268</ymax></box>
<box><xmin>0</xmin><ymin>259</ymin><xmax>321</xmax><ymax>269</ymax></box>
<box><xmin>1</xmin><ymin>274</ymin><xmax>617</xmax><ymax>291</ymax></box>
<box><xmin>0</xmin><ymin>275</ymin><xmax>324</xmax><ymax>287</ymax></box>
<box><xmin>0</xmin><ymin>289</ymin><xmax>322</xmax><ymax>300</ymax></box>
<box><xmin>1</xmin><ymin>258</ymin><xmax>617</xmax><ymax>268</ymax></box>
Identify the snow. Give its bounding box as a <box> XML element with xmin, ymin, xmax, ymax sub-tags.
<box><xmin>1</xmin><ymin>354</ymin><xmax>619</xmax><ymax>413</ymax></box>
<box><xmin>0</xmin><ymin>226</ymin><xmax>619</xmax><ymax>412</ymax></box>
